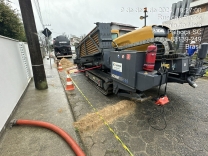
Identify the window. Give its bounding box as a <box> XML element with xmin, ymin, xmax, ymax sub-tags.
<box><xmin>111</xmin><ymin>33</ymin><xmax>118</xmax><ymax>40</ymax></box>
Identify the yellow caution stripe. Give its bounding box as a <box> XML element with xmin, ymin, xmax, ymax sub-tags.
<box><xmin>70</xmin><ymin>76</ymin><xmax>134</xmax><ymax>156</ymax></box>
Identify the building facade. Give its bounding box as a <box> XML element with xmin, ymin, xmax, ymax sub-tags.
<box><xmin>110</xmin><ymin>22</ymin><xmax>137</xmax><ymax>36</ymax></box>
<box><xmin>163</xmin><ymin>0</ymin><xmax>208</xmax><ymax>53</ymax></box>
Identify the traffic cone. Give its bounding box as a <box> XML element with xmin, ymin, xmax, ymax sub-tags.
<box><xmin>65</xmin><ymin>75</ymin><xmax>75</xmax><ymax>91</ymax></box>
<box><xmin>57</xmin><ymin>62</ymin><xmax>63</xmax><ymax>72</ymax></box>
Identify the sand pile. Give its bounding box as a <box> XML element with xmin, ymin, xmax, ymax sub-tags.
<box><xmin>74</xmin><ymin>100</ymin><xmax>136</xmax><ymax>133</ymax></box>
<box><xmin>59</xmin><ymin>58</ymin><xmax>75</xmax><ymax>69</ymax></box>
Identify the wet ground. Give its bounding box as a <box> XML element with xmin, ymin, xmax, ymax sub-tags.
<box><xmin>0</xmin><ymin>58</ymin><xmax>83</xmax><ymax>156</ymax></box>
<box><xmin>1</xmin><ymin>56</ymin><xmax>207</xmax><ymax>156</ymax></box>
<box><xmin>60</xmin><ymin>66</ymin><xmax>208</xmax><ymax>156</ymax></box>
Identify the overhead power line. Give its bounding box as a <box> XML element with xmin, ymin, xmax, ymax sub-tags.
<box><xmin>36</xmin><ymin>0</ymin><xmax>44</xmax><ymax>25</ymax></box>
<box><xmin>33</xmin><ymin>0</ymin><xmax>44</xmax><ymax>29</ymax></box>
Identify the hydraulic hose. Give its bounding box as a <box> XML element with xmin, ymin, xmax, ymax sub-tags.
<box><xmin>75</xmin><ymin>65</ymin><xmax>102</xmax><ymax>73</ymax></box>
<box><xmin>187</xmin><ymin>76</ymin><xmax>198</xmax><ymax>88</ymax></box>
<box><xmin>10</xmin><ymin>119</ymin><xmax>85</xmax><ymax>156</ymax></box>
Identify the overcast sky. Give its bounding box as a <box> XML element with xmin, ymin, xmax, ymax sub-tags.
<box><xmin>10</xmin><ymin>0</ymin><xmax>177</xmax><ymax>38</ymax></box>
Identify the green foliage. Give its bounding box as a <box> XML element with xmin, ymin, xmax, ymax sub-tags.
<box><xmin>0</xmin><ymin>1</ymin><xmax>26</xmax><ymax>41</ymax></box>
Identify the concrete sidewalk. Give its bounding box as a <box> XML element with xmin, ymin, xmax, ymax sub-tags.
<box><xmin>0</xmin><ymin>57</ymin><xmax>84</xmax><ymax>156</ymax></box>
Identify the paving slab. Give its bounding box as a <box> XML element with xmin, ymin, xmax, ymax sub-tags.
<box><xmin>59</xmin><ymin>58</ymin><xmax>208</xmax><ymax>156</ymax></box>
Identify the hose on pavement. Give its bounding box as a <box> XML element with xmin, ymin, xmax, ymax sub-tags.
<box><xmin>10</xmin><ymin>119</ymin><xmax>85</xmax><ymax>156</ymax></box>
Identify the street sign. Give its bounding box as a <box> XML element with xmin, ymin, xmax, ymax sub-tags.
<box><xmin>42</xmin><ymin>28</ymin><xmax>52</xmax><ymax>37</ymax></box>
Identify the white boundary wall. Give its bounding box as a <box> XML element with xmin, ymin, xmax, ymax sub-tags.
<box><xmin>0</xmin><ymin>35</ymin><xmax>33</xmax><ymax>133</ymax></box>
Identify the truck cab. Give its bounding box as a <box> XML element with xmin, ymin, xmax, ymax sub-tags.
<box><xmin>53</xmin><ymin>35</ymin><xmax>72</xmax><ymax>58</ymax></box>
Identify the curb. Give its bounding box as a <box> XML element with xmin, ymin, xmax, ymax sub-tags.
<box><xmin>57</xmin><ymin>69</ymin><xmax>89</xmax><ymax>156</ymax></box>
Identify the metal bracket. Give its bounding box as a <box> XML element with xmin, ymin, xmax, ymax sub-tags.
<box><xmin>84</xmin><ymin>41</ymin><xmax>88</xmax><ymax>56</ymax></box>
<box><xmin>161</xmin><ymin>64</ymin><xmax>170</xmax><ymax>69</ymax></box>
<box><xmin>10</xmin><ymin>119</ymin><xmax>17</xmax><ymax>129</ymax></box>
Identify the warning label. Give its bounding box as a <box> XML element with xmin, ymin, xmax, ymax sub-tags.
<box><xmin>126</xmin><ymin>54</ymin><xmax>131</xmax><ymax>60</ymax></box>
<box><xmin>112</xmin><ymin>62</ymin><xmax>122</xmax><ymax>72</ymax></box>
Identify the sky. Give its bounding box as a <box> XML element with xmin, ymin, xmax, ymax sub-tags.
<box><xmin>9</xmin><ymin>0</ymin><xmax>176</xmax><ymax>38</ymax></box>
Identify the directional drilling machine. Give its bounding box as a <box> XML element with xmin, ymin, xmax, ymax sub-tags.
<box><xmin>74</xmin><ymin>22</ymin><xmax>208</xmax><ymax>105</ymax></box>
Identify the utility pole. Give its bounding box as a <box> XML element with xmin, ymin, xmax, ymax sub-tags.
<box><xmin>140</xmin><ymin>7</ymin><xmax>148</xmax><ymax>27</ymax></box>
<box><xmin>19</xmin><ymin>0</ymin><xmax>48</xmax><ymax>90</ymax></box>
<box><xmin>46</xmin><ymin>28</ymin><xmax>52</xmax><ymax>68</ymax></box>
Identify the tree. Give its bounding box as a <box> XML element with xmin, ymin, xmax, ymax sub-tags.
<box><xmin>0</xmin><ymin>1</ymin><xmax>26</xmax><ymax>41</ymax></box>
